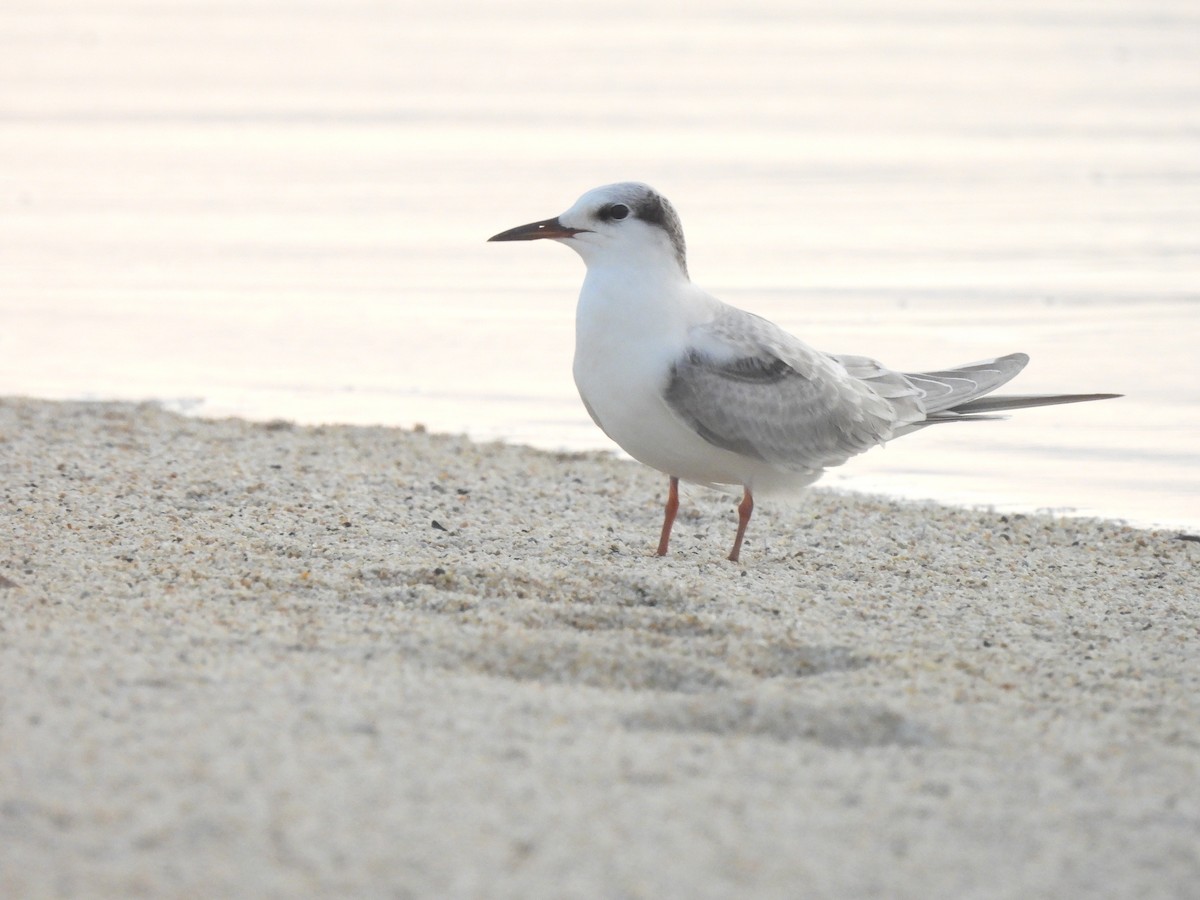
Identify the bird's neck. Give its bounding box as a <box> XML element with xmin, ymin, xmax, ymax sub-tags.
<box><xmin>575</xmin><ymin>261</ymin><xmax>705</xmax><ymax>351</ymax></box>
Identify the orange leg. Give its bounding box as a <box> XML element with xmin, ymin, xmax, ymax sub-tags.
<box><xmin>656</xmin><ymin>476</ymin><xmax>680</xmax><ymax>556</ymax></box>
<box><xmin>727</xmin><ymin>487</ymin><xmax>754</xmax><ymax>563</ymax></box>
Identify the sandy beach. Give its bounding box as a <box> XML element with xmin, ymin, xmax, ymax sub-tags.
<box><xmin>1</xmin><ymin>396</ymin><xmax>1197</xmax><ymax>897</ymax></box>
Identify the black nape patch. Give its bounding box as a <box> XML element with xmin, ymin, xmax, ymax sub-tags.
<box><xmin>632</xmin><ymin>188</ymin><xmax>689</xmax><ymax>277</ymax></box>
<box><xmin>633</xmin><ymin>194</ymin><xmax>669</xmax><ymax>229</ymax></box>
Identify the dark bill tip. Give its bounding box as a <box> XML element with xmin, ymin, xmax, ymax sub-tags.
<box><xmin>488</xmin><ymin>217</ymin><xmax>586</xmax><ymax>242</ymax></box>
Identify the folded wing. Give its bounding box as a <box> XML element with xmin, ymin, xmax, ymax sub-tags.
<box><xmin>663</xmin><ymin>308</ymin><xmax>921</xmax><ymax>473</ymax></box>
<box><xmin>663</xmin><ymin>307</ymin><xmax>1119</xmax><ymax>473</ymax></box>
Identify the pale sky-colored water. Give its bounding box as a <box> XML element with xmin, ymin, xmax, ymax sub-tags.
<box><xmin>2</xmin><ymin>1</ymin><xmax>1198</xmax><ymax>531</ymax></box>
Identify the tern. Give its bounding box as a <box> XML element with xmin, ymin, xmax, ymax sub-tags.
<box><xmin>489</xmin><ymin>182</ymin><xmax>1119</xmax><ymax>563</ymax></box>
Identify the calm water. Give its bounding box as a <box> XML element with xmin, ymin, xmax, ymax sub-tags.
<box><xmin>2</xmin><ymin>1</ymin><xmax>1198</xmax><ymax>531</ymax></box>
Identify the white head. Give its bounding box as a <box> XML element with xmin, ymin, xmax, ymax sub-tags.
<box><xmin>489</xmin><ymin>182</ymin><xmax>689</xmax><ymax>279</ymax></box>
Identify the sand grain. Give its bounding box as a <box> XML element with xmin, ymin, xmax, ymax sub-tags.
<box><xmin>2</xmin><ymin>398</ymin><xmax>1197</xmax><ymax>898</ymax></box>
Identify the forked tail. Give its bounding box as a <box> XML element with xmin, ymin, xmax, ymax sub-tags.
<box><xmin>905</xmin><ymin>352</ymin><xmax>1121</xmax><ymax>422</ymax></box>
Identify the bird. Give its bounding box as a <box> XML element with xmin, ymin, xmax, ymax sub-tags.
<box><xmin>488</xmin><ymin>182</ymin><xmax>1120</xmax><ymax>563</ymax></box>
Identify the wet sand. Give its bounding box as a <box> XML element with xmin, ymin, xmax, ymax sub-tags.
<box><xmin>2</xmin><ymin>397</ymin><xmax>1198</xmax><ymax>897</ymax></box>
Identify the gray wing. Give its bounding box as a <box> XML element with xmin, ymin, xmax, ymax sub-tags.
<box><xmin>663</xmin><ymin>307</ymin><xmax>926</xmax><ymax>473</ymax></box>
<box><xmin>899</xmin><ymin>354</ymin><xmax>1029</xmax><ymax>414</ymax></box>
<box><xmin>899</xmin><ymin>354</ymin><xmax>1120</xmax><ymax>415</ymax></box>
<box><xmin>664</xmin><ymin>307</ymin><xmax>1119</xmax><ymax>472</ymax></box>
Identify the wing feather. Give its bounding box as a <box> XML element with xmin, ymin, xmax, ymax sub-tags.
<box><xmin>662</xmin><ymin>307</ymin><xmax>1119</xmax><ymax>474</ymax></box>
<box><xmin>903</xmin><ymin>353</ymin><xmax>1029</xmax><ymax>413</ymax></box>
<box><xmin>664</xmin><ymin>309</ymin><xmax>920</xmax><ymax>472</ymax></box>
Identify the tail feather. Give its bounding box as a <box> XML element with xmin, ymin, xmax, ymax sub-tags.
<box><xmin>944</xmin><ymin>392</ymin><xmax>1123</xmax><ymax>415</ymax></box>
<box><xmin>903</xmin><ymin>351</ymin><xmax>1121</xmax><ymax>422</ymax></box>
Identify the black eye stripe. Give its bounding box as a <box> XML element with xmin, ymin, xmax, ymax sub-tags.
<box><xmin>592</xmin><ymin>186</ymin><xmax>688</xmax><ymax>275</ymax></box>
<box><xmin>598</xmin><ymin>202</ymin><xmax>630</xmax><ymax>222</ymax></box>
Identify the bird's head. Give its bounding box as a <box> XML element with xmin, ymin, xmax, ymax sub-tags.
<box><xmin>488</xmin><ymin>182</ymin><xmax>689</xmax><ymax>279</ymax></box>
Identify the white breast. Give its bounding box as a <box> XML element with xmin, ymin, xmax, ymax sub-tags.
<box><xmin>571</xmin><ymin>268</ymin><xmax>805</xmax><ymax>490</ymax></box>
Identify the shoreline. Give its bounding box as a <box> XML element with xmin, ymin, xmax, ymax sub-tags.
<box><xmin>2</xmin><ymin>396</ymin><xmax>1198</xmax><ymax>897</ymax></box>
<box><xmin>27</xmin><ymin>386</ymin><xmax>1197</xmax><ymax>536</ymax></box>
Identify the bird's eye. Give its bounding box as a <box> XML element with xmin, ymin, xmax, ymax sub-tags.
<box><xmin>606</xmin><ymin>203</ymin><xmax>630</xmax><ymax>221</ymax></box>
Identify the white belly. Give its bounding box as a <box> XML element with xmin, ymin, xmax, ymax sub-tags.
<box><xmin>570</xmin><ymin>269</ymin><xmax>824</xmax><ymax>493</ymax></box>
<box><xmin>573</xmin><ymin>328</ymin><xmax>814</xmax><ymax>491</ymax></box>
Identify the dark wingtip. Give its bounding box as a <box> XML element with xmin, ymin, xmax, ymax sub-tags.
<box><xmin>950</xmin><ymin>392</ymin><xmax>1123</xmax><ymax>414</ymax></box>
